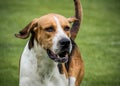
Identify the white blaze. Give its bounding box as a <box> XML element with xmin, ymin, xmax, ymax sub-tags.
<box><xmin>51</xmin><ymin>16</ymin><xmax>71</xmax><ymax>54</ymax></box>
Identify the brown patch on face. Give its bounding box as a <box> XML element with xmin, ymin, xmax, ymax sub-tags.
<box><xmin>34</xmin><ymin>14</ymin><xmax>71</xmax><ymax>49</ymax></box>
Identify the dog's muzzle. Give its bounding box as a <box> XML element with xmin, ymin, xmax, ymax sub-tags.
<box><xmin>47</xmin><ymin>38</ymin><xmax>71</xmax><ymax>63</ymax></box>
<box><xmin>59</xmin><ymin>38</ymin><xmax>70</xmax><ymax>53</ymax></box>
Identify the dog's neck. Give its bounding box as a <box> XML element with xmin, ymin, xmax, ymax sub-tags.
<box><xmin>32</xmin><ymin>39</ymin><xmax>56</xmax><ymax>72</ymax></box>
<box><xmin>21</xmin><ymin>40</ymin><xmax>55</xmax><ymax>79</ymax></box>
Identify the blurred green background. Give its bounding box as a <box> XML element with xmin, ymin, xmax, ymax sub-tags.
<box><xmin>0</xmin><ymin>0</ymin><xmax>120</xmax><ymax>86</ymax></box>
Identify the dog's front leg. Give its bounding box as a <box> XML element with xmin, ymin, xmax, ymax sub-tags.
<box><xmin>68</xmin><ymin>77</ymin><xmax>76</xmax><ymax>86</ymax></box>
<box><xmin>68</xmin><ymin>44</ymin><xmax>84</xmax><ymax>86</ymax></box>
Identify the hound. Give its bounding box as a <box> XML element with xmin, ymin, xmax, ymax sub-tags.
<box><xmin>15</xmin><ymin>0</ymin><xmax>84</xmax><ymax>86</ymax></box>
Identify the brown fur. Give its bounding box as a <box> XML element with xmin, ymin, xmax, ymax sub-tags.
<box><xmin>68</xmin><ymin>45</ymin><xmax>84</xmax><ymax>86</ymax></box>
<box><xmin>60</xmin><ymin>41</ymin><xmax>84</xmax><ymax>86</ymax></box>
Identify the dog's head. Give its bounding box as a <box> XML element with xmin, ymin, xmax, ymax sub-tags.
<box><xmin>15</xmin><ymin>13</ymin><xmax>77</xmax><ymax>63</ymax></box>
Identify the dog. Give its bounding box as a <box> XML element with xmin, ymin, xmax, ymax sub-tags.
<box><xmin>15</xmin><ymin>0</ymin><xmax>84</xmax><ymax>86</ymax></box>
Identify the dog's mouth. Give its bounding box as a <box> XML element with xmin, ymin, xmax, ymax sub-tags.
<box><xmin>46</xmin><ymin>49</ymin><xmax>69</xmax><ymax>63</ymax></box>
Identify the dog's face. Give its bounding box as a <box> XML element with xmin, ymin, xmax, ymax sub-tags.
<box><xmin>36</xmin><ymin>14</ymin><xmax>72</xmax><ymax>54</ymax></box>
<box><xmin>15</xmin><ymin>13</ymin><xmax>77</xmax><ymax>63</ymax></box>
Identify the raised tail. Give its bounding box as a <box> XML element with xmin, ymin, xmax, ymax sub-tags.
<box><xmin>70</xmin><ymin>0</ymin><xmax>82</xmax><ymax>40</ymax></box>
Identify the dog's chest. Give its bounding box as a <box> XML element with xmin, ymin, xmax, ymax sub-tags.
<box><xmin>19</xmin><ymin>42</ymin><xmax>68</xmax><ymax>86</ymax></box>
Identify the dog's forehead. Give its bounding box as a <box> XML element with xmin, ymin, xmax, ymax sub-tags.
<box><xmin>38</xmin><ymin>14</ymin><xmax>70</xmax><ymax>28</ymax></box>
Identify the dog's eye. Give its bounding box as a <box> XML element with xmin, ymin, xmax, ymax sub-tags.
<box><xmin>45</xmin><ymin>27</ymin><xmax>55</xmax><ymax>32</ymax></box>
<box><xmin>64</xmin><ymin>26</ymin><xmax>70</xmax><ymax>31</ymax></box>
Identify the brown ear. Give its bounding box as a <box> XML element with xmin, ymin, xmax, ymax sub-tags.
<box><xmin>15</xmin><ymin>18</ymin><xmax>38</xmax><ymax>39</ymax></box>
<box><xmin>67</xmin><ymin>17</ymin><xmax>78</xmax><ymax>23</ymax></box>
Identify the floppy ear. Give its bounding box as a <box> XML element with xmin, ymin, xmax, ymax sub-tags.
<box><xmin>15</xmin><ymin>18</ymin><xmax>38</xmax><ymax>39</ymax></box>
<box><xmin>67</xmin><ymin>17</ymin><xmax>78</xmax><ymax>23</ymax></box>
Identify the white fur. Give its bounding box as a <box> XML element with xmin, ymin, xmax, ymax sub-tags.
<box><xmin>51</xmin><ymin>16</ymin><xmax>72</xmax><ymax>54</ymax></box>
<box><xmin>19</xmin><ymin>40</ymin><xmax>68</xmax><ymax>86</ymax></box>
<box><xmin>68</xmin><ymin>77</ymin><xmax>76</xmax><ymax>86</ymax></box>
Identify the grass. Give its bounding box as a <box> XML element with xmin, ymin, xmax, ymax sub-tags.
<box><xmin>0</xmin><ymin>0</ymin><xmax>120</xmax><ymax>86</ymax></box>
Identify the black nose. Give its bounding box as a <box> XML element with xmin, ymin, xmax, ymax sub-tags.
<box><xmin>59</xmin><ymin>38</ymin><xmax>70</xmax><ymax>47</ymax></box>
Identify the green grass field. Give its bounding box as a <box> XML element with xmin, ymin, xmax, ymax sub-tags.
<box><xmin>0</xmin><ymin>0</ymin><xmax>120</xmax><ymax>86</ymax></box>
